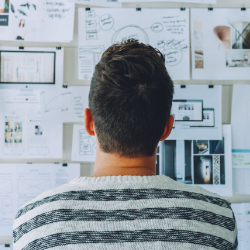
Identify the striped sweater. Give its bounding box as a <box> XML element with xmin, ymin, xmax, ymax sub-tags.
<box><xmin>13</xmin><ymin>175</ymin><xmax>238</xmax><ymax>250</ymax></box>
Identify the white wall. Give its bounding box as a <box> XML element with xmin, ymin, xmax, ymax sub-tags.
<box><xmin>1</xmin><ymin>0</ymin><xmax>250</xmax><ymax>245</ymax></box>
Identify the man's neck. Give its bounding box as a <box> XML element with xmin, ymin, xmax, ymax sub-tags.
<box><xmin>91</xmin><ymin>148</ymin><xmax>156</xmax><ymax>177</ymax></box>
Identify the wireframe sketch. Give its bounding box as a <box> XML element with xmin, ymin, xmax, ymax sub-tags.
<box><xmin>17</xmin><ymin>179</ymin><xmax>51</xmax><ymax>194</ymax></box>
<box><xmin>0</xmin><ymin>179</ymin><xmax>12</xmax><ymax>193</ymax></box>
<box><xmin>1</xmin><ymin>199</ymin><xmax>13</xmax><ymax>213</ymax></box>
<box><xmin>79</xmin><ymin>9</ymin><xmax>190</xmax><ymax>80</ymax></box>
<box><xmin>79</xmin><ymin>129</ymin><xmax>96</xmax><ymax>155</ymax></box>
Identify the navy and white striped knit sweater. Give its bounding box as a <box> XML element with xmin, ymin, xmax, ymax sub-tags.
<box><xmin>13</xmin><ymin>175</ymin><xmax>238</xmax><ymax>250</ymax></box>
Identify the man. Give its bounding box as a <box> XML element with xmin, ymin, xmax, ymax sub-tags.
<box><xmin>13</xmin><ymin>39</ymin><xmax>237</xmax><ymax>250</ymax></box>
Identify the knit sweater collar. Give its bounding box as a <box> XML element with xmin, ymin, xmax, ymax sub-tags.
<box><xmin>71</xmin><ymin>175</ymin><xmax>168</xmax><ymax>185</ymax></box>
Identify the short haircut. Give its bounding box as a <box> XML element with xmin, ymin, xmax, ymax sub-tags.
<box><xmin>89</xmin><ymin>39</ymin><xmax>174</xmax><ymax>158</ymax></box>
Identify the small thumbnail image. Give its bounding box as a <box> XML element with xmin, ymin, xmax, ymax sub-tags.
<box><xmin>35</xmin><ymin>125</ymin><xmax>43</xmax><ymax>135</ymax></box>
<box><xmin>14</xmin><ymin>122</ymin><xmax>22</xmax><ymax>132</ymax></box>
<box><xmin>179</xmin><ymin>104</ymin><xmax>185</xmax><ymax>110</ymax></box>
<box><xmin>14</xmin><ymin>132</ymin><xmax>22</xmax><ymax>143</ymax></box>
<box><xmin>5</xmin><ymin>121</ymin><xmax>13</xmax><ymax>132</ymax></box>
<box><xmin>0</xmin><ymin>0</ymin><xmax>9</xmax><ymax>13</ymax></box>
<box><xmin>5</xmin><ymin>132</ymin><xmax>13</xmax><ymax>143</ymax></box>
<box><xmin>232</xmin><ymin>22</ymin><xmax>250</xmax><ymax>50</ymax></box>
<box><xmin>193</xmin><ymin>140</ymin><xmax>209</xmax><ymax>154</ymax></box>
<box><xmin>209</xmin><ymin>138</ymin><xmax>225</xmax><ymax>154</ymax></box>
<box><xmin>194</xmin><ymin>155</ymin><xmax>213</xmax><ymax>184</ymax></box>
<box><xmin>203</xmin><ymin>113</ymin><xmax>210</xmax><ymax>120</ymax></box>
<box><xmin>184</xmin><ymin>104</ymin><xmax>194</xmax><ymax>110</ymax></box>
<box><xmin>226</xmin><ymin>50</ymin><xmax>250</xmax><ymax>68</ymax></box>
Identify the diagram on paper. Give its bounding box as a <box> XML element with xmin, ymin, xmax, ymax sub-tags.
<box><xmin>79</xmin><ymin>129</ymin><xmax>96</xmax><ymax>156</ymax></box>
<box><xmin>40</xmin><ymin>86</ymin><xmax>89</xmax><ymax>123</ymax></box>
<box><xmin>17</xmin><ymin>179</ymin><xmax>51</xmax><ymax>194</ymax></box>
<box><xmin>78</xmin><ymin>8</ymin><xmax>190</xmax><ymax>80</ymax></box>
<box><xmin>0</xmin><ymin>180</ymin><xmax>12</xmax><ymax>194</ymax></box>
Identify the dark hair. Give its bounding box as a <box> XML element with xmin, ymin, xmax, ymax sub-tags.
<box><xmin>89</xmin><ymin>39</ymin><xmax>174</xmax><ymax>158</ymax></box>
<box><xmin>19</xmin><ymin>19</ymin><xmax>25</xmax><ymax>28</ymax></box>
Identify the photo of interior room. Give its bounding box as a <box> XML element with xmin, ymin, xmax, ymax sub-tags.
<box><xmin>231</xmin><ymin>22</ymin><xmax>250</xmax><ymax>49</ymax></box>
<box><xmin>226</xmin><ymin>50</ymin><xmax>250</xmax><ymax>67</ymax></box>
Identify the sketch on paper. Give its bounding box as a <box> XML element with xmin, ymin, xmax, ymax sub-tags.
<box><xmin>17</xmin><ymin>179</ymin><xmax>51</xmax><ymax>194</ymax></box>
<box><xmin>79</xmin><ymin>129</ymin><xmax>96</xmax><ymax>156</ymax></box>
<box><xmin>72</xmin><ymin>124</ymin><xmax>96</xmax><ymax>162</ymax></box>
<box><xmin>40</xmin><ymin>86</ymin><xmax>89</xmax><ymax>123</ymax></box>
<box><xmin>79</xmin><ymin>8</ymin><xmax>190</xmax><ymax>80</ymax></box>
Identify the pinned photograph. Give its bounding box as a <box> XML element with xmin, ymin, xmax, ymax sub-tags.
<box><xmin>193</xmin><ymin>140</ymin><xmax>209</xmax><ymax>154</ymax></box>
<box><xmin>194</xmin><ymin>155</ymin><xmax>213</xmax><ymax>184</ymax></box>
<box><xmin>231</xmin><ymin>22</ymin><xmax>250</xmax><ymax>49</ymax></box>
<box><xmin>5</xmin><ymin>121</ymin><xmax>13</xmax><ymax>132</ymax></box>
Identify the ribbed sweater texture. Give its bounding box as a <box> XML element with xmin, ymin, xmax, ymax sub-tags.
<box><xmin>13</xmin><ymin>175</ymin><xmax>238</xmax><ymax>250</ymax></box>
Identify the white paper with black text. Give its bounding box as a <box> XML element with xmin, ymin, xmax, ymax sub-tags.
<box><xmin>72</xmin><ymin>124</ymin><xmax>96</xmax><ymax>162</ymax></box>
<box><xmin>160</xmin><ymin>125</ymin><xmax>232</xmax><ymax>196</ymax></box>
<box><xmin>121</xmin><ymin>0</ymin><xmax>216</xmax><ymax>3</ymax></box>
<box><xmin>191</xmin><ymin>9</ymin><xmax>250</xmax><ymax>80</ymax></box>
<box><xmin>40</xmin><ymin>86</ymin><xmax>90</xmax><ymax>123</ymax></box>
<box><xmin>231</xmin><ymin>84</ymin><xmax>250</xmax><ymax>195</ymax></box>
<box><xmin>0</xmin><ymin>0</ymin><xmax>75</xmax><ymax>42</ymax></box>
<box><xmin>231</xmin><ymin>203</ymin><xmax>250</xmax><ymax>250</ymax></box>
<box><xmin>0</xmin><ymin>89</ymin><xmax>63</xmax><ymax>158</ymax></box>
<box><xmin>78</xmin><ymin>8</ymin><xmax>190</xmax><ymax>80</ymax></box>
<box><xmin>0</xmin><ymin>163</ymin><xmax>80</xmax><ymax>236</ymax></box>
<box><xmin>169</xmin><ymin>85</ymin><xmax>222</xmax><ymax>140</ymax></box>
<box><xmin>69</xmin><ymin>0</ymin><xmax>121</xmax><ymax>7</ymax></box>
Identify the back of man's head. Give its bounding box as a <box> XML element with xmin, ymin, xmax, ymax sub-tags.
<box><xmin>89</xmin><ymin>39</ymin><xmax>174</xmax><ymax>158</ymax></box>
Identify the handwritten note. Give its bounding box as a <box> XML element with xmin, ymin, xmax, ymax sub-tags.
<box><xmin>78</xmin><ymin>8</ymin><xmax>190</xmax><ymax>80</ymax></box>
<box><xmin>44</xmin><ymin>1</ymin><xmax>73</xmax><ymax>19</ymax></box>
<box><xmin>233</xmin><ymin>153</ymin><xmax>250</xmax><ymax>167</ymax></box>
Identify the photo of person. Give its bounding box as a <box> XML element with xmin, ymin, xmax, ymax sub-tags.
<box><xmin>16</xmin><ymin>19</ymin><xmax>26</xmax><ymax>40</ymax></box>
<box><xmin>5</xmin><ymin>121</ymin><xmax>13</xmax><ymax>132</ymax></box>
<box><xmin>0</xmin><ymin>0</ymin><xmax>9</xmax><ymax>13</ymax></box>
<box><xmin>5</xmin><ymin>132</ymin><xmax>13</xmax><ymax>143</ymax></box>
<box><xmin>35</xmin><ymin>125</ymin><xmax>43</xmax><ymax>135</ymax></box>
<box><xmin>14</xmin><ymin>132</ymin><xmax>22</xmax><ymax>143</ymax></box>
<box><xmin>15</xmin><ymin>122</ymin><xmax>22</xmax><ymax>132</ymax></box>
<box><xmin>194</xmin><ymin>156</ymin><xmax>213</xmax><ymax>184</ymax></box>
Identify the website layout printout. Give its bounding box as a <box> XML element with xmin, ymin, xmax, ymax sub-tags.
<box><xmin>0</xmin><ymin>51</ymin><xmax>55</xmax><ymax>84</ymax></box>
<box><xmin>168</xmin><ymin>85</ymin><xmax>222</xmax><ymax>140</ymax></box>
<box><xmin>172</xmin><ymin>100</ymin><xmax>203</xmax><ymax>121</ymax></box>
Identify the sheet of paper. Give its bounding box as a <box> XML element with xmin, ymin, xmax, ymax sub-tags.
<box><xmin>0</xmin><ymin>46</ymin><xmax>64</xmax><ymax>88</ymax></box>
<box><xmin>78</xmin><ymin>8</ymin><xmax>190</xmax><ymax>80</ymax></box>
<box><xmin>0</xmin><ymin>245</ymin><xmax>12</xmax><ymax>250</ymax></box>
<box><xmin>169</xmin><ymin>85</ymin><xmax>222</xmax><ymax>140</ymax></box>
<box><xmin>231</xmin><ymin>84</ymin><xmax>250</xmax><ymax>195</ymax></box>
<box><xmin>69</xmin><ymin>0</ymin><xmax>122</xmax><ymax>7</ymax></box>
<box><xmin>121</xmin><ymin>0</ymin><xmax>216</xmax><ymax>3</ymax></box>
<box><xmin>72</xmin><ymin>124</ymin><xmax>96</xmax><ymax>162</ymax></box>
<box><xmin>0</xmin><ymin>89</ymin><xmax>63</xmax><ymax>158</ymax></box>
<box><xmin>160</xmin><ymin>125</ymin><xmax>232</xmax><ymax>196</ymax></box>
<box><xmin>0</xmin><ymin>163</ymin><xmax>80</xmax><ymax>236</ymax></box>
<box><xmin>231</xmin><ymin>203</ymin><xmax>250</xmax><ymax>250</ymax></box>
<box><xmin>40</xmin><ymin>86</ymin><xmax>90</xmax><ymax>123</ymax></box>
<box><xmin>191</xmin><ymin>9</ymin><xmax>250</xmax><ymax>80</ymax></box>
<box><xmin>0</xmin><ymin>0</ymin><xmax>75</xmax><ymax>42</ymax></box>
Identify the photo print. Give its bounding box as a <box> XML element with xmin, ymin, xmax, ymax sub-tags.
<box><xmin>158</xmin><ymin>125</ymin><xmax>232</xmax><ymax>196</ymax></box>
<box><xmin>168</xmin><ymin>85</ymin><xmax>222</xmax><ymax>140</ymax></box>
<box><xmin>191</xmin><ymin>8</ymin><xmax>250</xmax><ymax>80</ymax></box>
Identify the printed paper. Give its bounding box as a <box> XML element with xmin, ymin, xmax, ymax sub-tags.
<box><xmin>0</xmin><ymin>0</ymin><xmax>75</xmax><ymax>42</ymax></box>
<box><xmin>72</xmin><ymin>124</ymin><xmax>96</xmax><ymax>162</ymax></box>
<box><xmin>78</xmin><ymin>8</ymin><xmax>190</xmax><ymax>80</ymax></box>
<box><xmin>191</xmin><ymin>9</ymin><xmax>250</xmax><ymax>80</ymax></box>
<box><xmin>231</xmin><ymin>203</ymin><xmax>250</xmax><ymax>250</ymax></box>
<box><xmin>169</xmin><ymin>85</ymin><xmax>222</xmax><ymax>140</ymax></box>
<box><xmin>0</xmin><ymin>163</ymin><xmax>80</xmax><ymax>236</ymax></box>
<box><xmin>231</xmin><ymin>84</ymin><xmax>250</xmax><ymax>195</ymax></box>
<box><xmin>160</xmin><ymin>125</ymin><xmax>232</xmax><ymax>196</ymax></box>
<box><xmin>0</xmin><ymin>89</ymin><xmax>63</xmax><ymax>158</ymax></box>
<box><xmin>69</xmin><ymin>0</ymin><xmax>122</xmax><ymax>7</ymax></box>
<box><xmin>40</xmin><ymin>86</ymin><xmax>90</xmax><ymax>123</ymax></box>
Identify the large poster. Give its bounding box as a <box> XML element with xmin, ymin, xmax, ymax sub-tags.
<box><xmin>191</xmin><ymin>8</ymin><xmax>250</xmax><ymax>80</ymax></box>
<box><xmin>78</xmin><ymin>8</ymin><xmax>190</xmax><ymax>80</ymax></box>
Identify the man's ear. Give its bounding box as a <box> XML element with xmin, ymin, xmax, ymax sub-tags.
<box><xmin>84</xmin><ymin>108</ymin><xmax>95</xmax><ymax>136</ymax></box>
<box><xmin>160</xmin><ymin>115</ymin><xmax>174</xmax><ymax>141</ymax></box>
